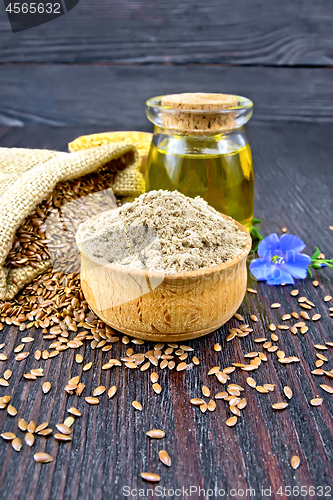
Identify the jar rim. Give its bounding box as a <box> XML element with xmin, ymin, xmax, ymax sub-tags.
<box><xmin>146</xmin><ymin>94</ymin><xmax>253</xmax><ymax>112</ymax></box>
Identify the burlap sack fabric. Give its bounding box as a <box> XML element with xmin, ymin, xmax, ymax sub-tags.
<box><xmin>0</xmin><ymin>143</ymin><xmax>145</xmax><ymax>301</ymax></box>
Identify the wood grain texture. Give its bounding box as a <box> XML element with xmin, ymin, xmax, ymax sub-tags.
<box><xmin>1</xmin><ymin>65</ymin><xmax>333</xmax><ymax>127</ymax></box>
<box><xmin>0</xmin><ymin>123</ymin><xmax>332</xmax><ymax>499</ymax></box>
<box><xmin>1</xmin><ymin>0</ymin><xmax>333</xmax><ymax>65</ymax></box>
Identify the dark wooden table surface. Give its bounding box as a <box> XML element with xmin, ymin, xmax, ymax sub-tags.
<box><xmin>0</xmin><ymin>123</ymin><xmax>333</xmax><ymax>500</ymax></box>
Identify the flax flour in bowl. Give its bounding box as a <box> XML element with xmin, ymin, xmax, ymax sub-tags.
<box><xmin>76</xmin><ymin>190</ymin><xmax>251</xmax><ymax>341</ymax></box>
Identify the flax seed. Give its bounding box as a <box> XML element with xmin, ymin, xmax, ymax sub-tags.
<box><xmin>272</xmin><ymin>402</ymin><xmax>288</xmax><ymax>410</ymax></box>
<box><xmin>85</xmin><ymin>397</ymin><xmax>99</xmax><ymax>405</ymax></box>
<box><xmin>159</xmin><ymin>450</ymin><xmax>171</xmax><ymax>467</ymax></box>
<box><xmin>25</xmin><ymin>433</ymin><xmax>35</xmax><ymax>447</ymax></box>
<box><xmin>146</xmin><ymin>429</ymin><xmax>165</xmax><ymax>439</ymax></box>
<box><xmin>141</xmin><ymin>472</ymin><xmax>160</xmax><ymax>482</ymax></box>
<box><xmin>153</xmin><ymin>383</ymin><xmax>162</xmax><ymax>394</ymax></box>
<box><xmin>226</xmin><ymin>416</ymin><xmax>237</xmax><ymax>427</ymax></box>
<box><xmin>34</xmin><ymin>452</ymin><xmax>53</xmax><ymax>463</ymax></box>
<box><xmin>291</xmin><ymin>455</ymin><xmax>300</xmax><ymax>469</ymax></box>
<box><xmin>93</xmin><ymin>386</ymin><xmax>106</xmax><ymax>397</ymax></box>
<box><xmin>191</xmin><ymin>398</ymin><xmax>205</xmax><ymax>406</ymax></box>
<box><xmin>215</xmin><ymin>392</ymin><xmax>228</xmax><ymax>399</ymax></box>
<box><xmin>18</xmin><ymin>419</ymin><xmax>28</xmax><ymax>431</ymax></box>
<box><xmin>12</xmin><ymin>438</ymin><xmax>22</xmax><ymax>452</ymax></box>
<box><xmin>202</xmin><ymin>386</ymin><xmax>210</xmax><ymax>397</ymax></box>
<box><xmin>1</xmin><ymin>432</ymin><xmax>16</xmax><ymax>441</ymax></box>
<box><xmin>246</xmin><ymin>377</ymin><xmax>256</xmax><ymax>388</ymax></box>
<box><xmin>310</xmin><ymin>398</ymin><xmax>323</xmax><ymax>406</ymax></box>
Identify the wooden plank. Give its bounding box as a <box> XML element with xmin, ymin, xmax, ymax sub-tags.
<box><xmin>1</xmin><ymin>65</ymin><xmax>333</xmax><ymax>127</ymax></box>
<box><xmin>0</xmin><ymin>124</ymin><xmax>332</xmax><ymax>499</ymax></box>
<box><xmin>1</xmin><ymin>0</ymin><xmax>333</xmax><ymax>65</ymax></box>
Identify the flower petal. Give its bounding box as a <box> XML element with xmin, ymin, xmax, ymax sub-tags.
<box><xmin>281</xmin><ymin>253</ymin><xmax>311</xmax><ymax>279</ymax></box>
<box><xmin>267</xmin><ymin>268</ymin><xmax>295</xmax><ymax>285</ymax></box>
<box><xmin>279</xmin><ymin>234</ymin><xmax>306</xmax><ymax>255</ymax></box>
<box><xmin>250</xmin><ymin>258</ymin><xmax>277</xmax><ymax>281</ymax></box>
<box><xmin>257</xmin><ymin>233</ymin><xmax>280</xmax><ymax>259</ymax></box>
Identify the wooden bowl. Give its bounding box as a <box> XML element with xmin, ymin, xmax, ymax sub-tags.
<box><xmin>76</xmin><ymin>214</ymin><xmax>251</xmax><ymax>342</ymax></box>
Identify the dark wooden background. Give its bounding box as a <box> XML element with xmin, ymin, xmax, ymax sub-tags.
<box><xmin>1</xmin><ymin>0</ymin><xmax>333</xmax><ymax>127</ymax></box>
<box><xmin>1</xmin><ymin>1</ymin><xmax>333</xmax><ymax>499</ymax></box>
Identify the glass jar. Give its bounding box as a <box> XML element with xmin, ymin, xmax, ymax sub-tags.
<box><xmin>145</xmin><ymin>94</ymin><xmax>254</xmax><ymax>232</ymax></box>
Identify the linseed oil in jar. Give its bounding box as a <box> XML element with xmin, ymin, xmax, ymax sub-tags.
<box><xmin>145</xmin><ymin>93</ymin><xmax>254</xmax><ymax>232</ymax></box>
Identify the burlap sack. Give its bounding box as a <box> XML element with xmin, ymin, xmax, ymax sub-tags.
<box><xmin>0</xmin><ymin>143</ymin><xmax>144</xmax><ymax>300</ymax></box>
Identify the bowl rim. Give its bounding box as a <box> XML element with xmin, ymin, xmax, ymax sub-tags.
<box><xmin>76</xmin><ymin>212</ymin><xmax>252</xmax><ymax>280</ymax></box>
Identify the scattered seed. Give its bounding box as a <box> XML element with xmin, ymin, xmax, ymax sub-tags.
<box><xmin>93</xmin><ymin>386</ymin><xmax>106</xmax><ymax>397</ymax></box>
<box><xmin>56</xmin><ymin>423</ymin><xmax>71</xmax><ymax>435</ymax></box>
<box><xmin>256</xmin><ymin>386</ymin><xmax>269</xmax><ymax>394</ymax></box>
<box><xmin>320</xmin><ymin>384</ymin><xmax>333</xmax><ymax>394</ymax></box>
<box><xmin>237</xmin><ymin>398</ymin><xmax>247</xmax><ymax>410</ymax></box>
<box><xmin>310</xmin><ymin>398</ymin><xmax>323</xmax><ymax>406</ymax></box>
<box><xmin>226</xmin><ymin>416</ymin><xmax>237</xmax><ymax>427</ymax></box>
<box><xmin>312</xmin><ymin>314</ymin><xmax>321</xmax><ymax>321</ymax></box>
<box><xmin>269</xmin><ymin>324</ymin><xmax>276</xmax><ymax>332</ymax></box>
<box><xmin>312</xmin><ymin>369</ymin><xmax>324</xmax><ymax>375</ymax></box>
<box><xmin>18</xmin><ymin>419</ymin><xmax>28</xmax><ymax>431</ymax></box>
<box><xmin>27</xmin><ymin>421</ymin><xmax>36</xmax><ymax>433</ymax></box>
<box><xmin>153</xmin><ymin>383</ymin><xmax>162</xmax><ymax>394</ymax></box>
<box><xmin>35</xmin><ymin>422</ymin><xmax>48</xmax><ymax>433</ymax></box>
<box><xmin>291</xmin><ymin>455</ymin><xmax>300</xmax><ymax>470</ymax></box>
<box><xmin>83</xmin><ymin>362</ymin><xmax>92</xmax><ymax>371</ymax></box>
<box><xmin>324</xmin><ymin>295</ymin><xmax>332</xmax><ymax>302</ymax></box>
<box><xmin>25</xmin><ymin>432</ymin><xmax>35</xmax><ymax>447</ymax></box>
<box><xmin>271</xmin><ymin>303</ymin><xmax>281</xmax><ymax>309</ymax></box>
<box><xmin>176</xmin><ymin>362</ymin><xmax>187</xmax><ymax>372</ymax></box>
<box><xmin>150</xmin><ymin>372</ymin><xmax>158</xmax><ymax>383</ymax></box>
<box><xmin>284</xmin><ymin>386</ymin><xmax>293</xmax><ymax>399</ymax></box>
<box><xmin>108</xmin><ymin>386</ymin><xmax>117</xmax><ymax>399</ymax></box>
<box><xmin>159</xmin><ymin>450</ymin><xmax>171</xmax><ymax>467</ymax></box>
<box><xmin>63</xmin><ymin>417</ymin><xmax>75</xmax><ymax>428</ymax></box>
<box><xmin>42</xmin><ymin>382</ymin><xmax>51</xmax><ymax>394</ymax></box>
<box><xmin>202</xmin><ymin>386</ymin><xmax>210</xmax><ymax>397</ymax></box>
<box><xmin>191</xmin><ymin>398</ymin><xmax>205</xmax><ymax>406</ymax></box>
<box><xmin>12</xmin><ymin>438</ymin><xmax>22</xmax><ymax>452</ymax></box>
<box><xmin>146</xmin><ymin>429</ymin><xmax>165</xmax><ymax>439</ymax></box>
<box><xmin>132</xmin><ymin>401</ymin><xmax>142</xmax><ymax>411</ymax></box>
<box><xmin>1</xmin><ymin>432</ymin><xmax>16</xmax><ymax>441</ymax></box>
<box><xmin>200</xmin><ymin>403</ymin><xmax>208</xmax><ymax>413</ymax></box>
<box><xmin>207</xmin><ymin>400</ymin><xmax>216</xmax><ymax>412</ymax></box>
<box><xmin>272</xmin><ymin>402</ymin><xmax>289</xmax><ymax>410</ymax></box>
<box><xmin>15</xmin><ymin>352</ymin><xmax>29</xmax><ymax>361</ymax></box>
<box><xmin>192</xmin><ymin>356</ymin><xmax>200</xmax><ymax>365</ymax></box>
<box><xmin>234</xmin><ymin>313</ymin><xmax>244</xmax><ymax>321</ymax></box>
<box><xmin>246</xmin><ymin>377</ymin><xmax>256</xmax><ymax>388</ymax></box>
<box><xmin>68</xmin><ymin>407</ymin><xmax>81</xmax><ymax>417</ymax></box>
<box><xmin>7</xmin><ymin>404</ymin><xmax>17</xmax><ymax>416</ymax></box>
<box><xmin>215</xmin><ymin>392</ymin><xmax>228</xmax><ymax>399</ymax></box>
<box><xmin>85</xmin><ymin>397</ymin><xmax>99</xmax><ymax>405</ymax></box>
<box><xmin>141</xmin><ymin>472</ymin><xmax>160</xmax><ymax>482</ymax></box>
<box><xmin>54</xmin><ymin>433</ymin><xmax>72</xmax><ymax>442</ymax></box>
<box><xmin>3</xmin><ymin>370</ymin><xmax>12</xmax><ymax>380</ymax></box>
<box><xmin>271</xmin><ymin>334</ymin><xmax>278</xmax><ymax>342</ymax></box>
<box><xmin>34</xmin><ymin>452</ymin><xmax>53</xmax><ymax>463</ymax></box>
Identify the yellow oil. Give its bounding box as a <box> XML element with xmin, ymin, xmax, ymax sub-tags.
<box><xmin>146</xmin><ymin>139</ymin><xmax>254</xmax><ymax>232</ymax></box>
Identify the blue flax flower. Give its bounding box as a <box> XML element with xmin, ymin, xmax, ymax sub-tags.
<box><xmin>249</xmin><ymin>233</ymin><xmax>311</xmax><ymax>285</ymax></box>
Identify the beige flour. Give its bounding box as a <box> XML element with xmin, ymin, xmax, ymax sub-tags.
<box><xmin>76</xmin><ymin>190</ymin><xmax>248</xmax><ymax>273</ymax></box>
